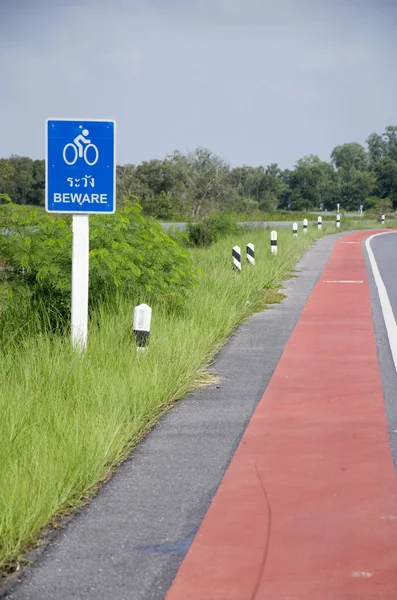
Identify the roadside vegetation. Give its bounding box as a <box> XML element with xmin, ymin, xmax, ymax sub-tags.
<box><xmin>0</xmin><ymin>207</ymin><xmax>358</xmax><ymax>575</ymax></box>
<box><xmin>1</xmin><ymin>125</ymin><xmax>397</xmax><ymax>218</ymax></box>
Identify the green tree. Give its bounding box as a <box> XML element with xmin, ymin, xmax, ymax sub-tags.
<box><xmin>169</xmin><ymin>148</ymin><xmax>236</xmax><ymax>218</ymax></box>
<box><xmin>228</xmin><ymin>164</ymin><xmax>284</xmax><ymax>212</ymax></box>
<box><xmin>374</xmin><ymin>157</ymin><xmax>397</xmax><ymax>207</ymax></box>
<box><xmin>285</xmin><ymin>155</ymin><xmax>336</xmax><ymax>210</ymax></box>
<box><xmin>383</xmin><ymin>126</ymin><xmax>397</xmax><ymax>162</ymax></box>
<box><xmin>331</xmin><ymin>143</ymin><xmax>368</xmax><ymax>172</ymax></box>
<box><xmin>339</xmin><ymin>170</ymin><xmax>376</xmax><ymax>211</ymax></box>
<box><xmin>0</xmin><ymin>159</ymin><xmax>14</xmax><ymax>186</ymax></box>
<box><xmin>116</xmin><ymin>164</ymin><xmax>151</xmax><ymax>206</ymax></box>
<box><xmin>331</xmin><ymin>143</ymin><xmax>374</xmax><ymax>211</ymax></box>
<box><xmin>3</xmin><ymin>156</ymin><xmax>36</xmax><ymax>205</ymax></box>
<box><xmin>367</xmin><ymin>133</ymin><xmax>387</xmax><ymax>164</ymax></box>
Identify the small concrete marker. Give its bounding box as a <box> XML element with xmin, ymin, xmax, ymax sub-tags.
<box><xmin>303</xmin><ymin>218</ymin><xmax>308</xmax><ymax>234</ymax></box>
<box><xmin>337</xmin><ymin>203</ymin><xmax>340</xmax><ymax>212</ymax></box>
<box><xmin>232</xmin><ymin>245</ymin><xmax>241</xmax><ymax>271</ymax></box>
<box><xmin>133</xmin><ymin>303</ymin><xmax>152</xmax><ymax>352</ymax></box>
<box><xmin>336</xmin><ymin>213</ymin><xmax>341</xmax><ymax>229</ymax></box>
<box><xmin>270</xmin><ymin>230</ymin><xmax>278</xmax><ymax>255</ymax></box>
<box><xmin>382</xmin><ymin>214</ymin><xmax>385</xmax><ymax>225</ymax></box>
<box><xmin>246</xmin><ymin>243</ymin><xmax>255</xmax><ymax>265</ymax></box>
<box><xmin>317</xmin><ymin>216</ymin><xmax>322</xmax><ymax>230</ymax></box>
<box><xmin>292</xmin><ymin>222</ymin><xmax>298</xmax><ymax>238</ymax></box>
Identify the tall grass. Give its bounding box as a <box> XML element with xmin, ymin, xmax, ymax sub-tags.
<box><xmin>0</xmin><ymin>221</ymin><xmax>392</xmax><ymax>572</ymax></box>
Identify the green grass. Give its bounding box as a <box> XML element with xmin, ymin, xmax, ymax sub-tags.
<box><xmin>160</xmin><ymin>210</ymin><xmax>397</xmax><ymax>224</ymax></box>
<box><xmin>230</xmin><ymin>210</ymin><xmax>342</xmax><ymax>222</ymax></box>
<box><xmin>0</xmin><ymin>221</ymin><xmax>395</xmax><ymax>575</ymax></box>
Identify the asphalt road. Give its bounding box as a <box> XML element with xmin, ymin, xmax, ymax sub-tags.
<box><xmin>3</xmin><ymin>231</ymin><xmax>397</xmax><ymax>600</ymax></box>
<box><xmin>365</xmin><ymin>231</ymin><xmax>397</xmax><ymax>467</ymax></box>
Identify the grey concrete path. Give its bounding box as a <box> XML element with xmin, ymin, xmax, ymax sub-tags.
<box><xmin>5</xmin><ymin>231</ymin><xmax>396</xmax><ymax>600</ymax></box>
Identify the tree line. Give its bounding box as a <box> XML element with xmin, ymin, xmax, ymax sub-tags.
<box><xmin>1</xmin><ymin>125</ymin><xmax>396</xmax><ymax>218</ymax></box>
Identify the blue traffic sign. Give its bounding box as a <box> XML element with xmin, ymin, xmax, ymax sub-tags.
<box><xmin>46</xmin><ymin>119</ymin><xmax>116</xmax><ymax>214</ymax></box>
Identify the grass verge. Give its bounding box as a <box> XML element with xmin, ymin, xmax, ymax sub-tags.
<box><xmin>0</xmin><ymin>222</ymin><xmax>394</xmax><ymax>578</ymax></box>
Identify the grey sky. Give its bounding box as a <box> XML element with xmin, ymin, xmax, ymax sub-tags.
<box><xmin>1</xmin><ymin>0</ymin><xmax>396</xmax><ymax>168</ymax></box>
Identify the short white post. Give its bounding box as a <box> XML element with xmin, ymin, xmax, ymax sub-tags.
<box><xmin>303</xmin><ymin>218</ymin><xmax>308</xmax><ymax>234</ymax></box>
<box><xmin>246</xmin><ymin>243</ymin><xmax>255</xmax><ymax>265</ymax></box>
<box><xmin>336</xmin><ymin>213</ymin><xmax>341</xmax><ymax>228</ymax></box>
<box><xmin>382</xmin><ymin>214</ymin><xmax>385</xmax><ymax>225</ymax></box>
<box><xmin>292</xmin><ymin>222</ymin><xmax>298</xmax><ymax>238</ymax></box>
<box><xmin>360</xmin><ymin>207</ymin><xmax>363</xmax><ymax>216</ymax></box>
<box><xmin>270</xmin><ymin>230</ymin><xmax>277</xmax><ymax>255</ymax></box>
<box><xmin>133</xmin><ymin>304</ymin><xmax>152</xmax><ymax>352</ymax></box>
<box><xmin>337</xmin><ymin>203</ymin><xmax>340</xmax><ymax>213</ymax></box>
<box><xmin>71</xmin><ymin>214</ymin><xmax>89</xmax><ymax>351</ymax></box>
<box><xmin>232</xmin><ymin>246</ymin><xmax>241</xmax><ymax>271</ymax></box>
<box><xmin>317</xmin><ymin>216</ymin><xmax>322</xmax><ymax>230</ymax></box>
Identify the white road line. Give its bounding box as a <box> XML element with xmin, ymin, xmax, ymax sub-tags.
<box><xmin>366</xmin><ymin>232</ymin><xmax>397</xmax><ymax>374</ymax></box>
<box><xmin>323</xmin><ymin>280</ymin><xmax>363</xmax><ymax>284</ymax></box>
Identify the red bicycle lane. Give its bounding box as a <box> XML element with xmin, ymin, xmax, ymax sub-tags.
<box><xmin>165</xmin><ymin>230</ymin><xmax>397</xmax><ymax>600</ymax></box>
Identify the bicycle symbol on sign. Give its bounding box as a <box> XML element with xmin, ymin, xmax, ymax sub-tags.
<box><xmin>63</xmin><ymin>126</ymin><xmax>99</xmax><ymax>166</ymax></box>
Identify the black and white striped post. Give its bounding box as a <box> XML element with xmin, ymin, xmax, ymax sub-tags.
<box><xmin>133</xmin><ymin>303</ymin><xmax>152</xmax><ymax>352</ymax></box>
<box><xmin>246</xmin><ymin>243</ymin><xmax>255</xmax><ymax>265</ymax></box>
<box><xmin>232</xmin><ymin>245</ymin><xmax>241</xmax><ymax>271</ymax></box>
<box><xmin>382</xmin><ymin>214</ymin><xmax>385</xmax><ymax>225</ymax></box>
<box><xmin>317</xmin><ymin>216</ymin><xmax>322</xmax><ymax>230</ymax></box>
<box><xmin>270</xmin><ymin>230</ymin><xmax>277</xmax><ymax>255</ymax></box>
<box><xmin>336</xmin><ymin>213</ymin><xmax>341</xmax><ymax>229</ymax></box>
<box><xmin>292</xmin><ymin>222</ymin><xmax>298</xmax><ymax>238</ymax></box>
<box><xmin>303</xmin><ymin>218</ymin><xmax>308</xmax><ymax>234</ymax></box>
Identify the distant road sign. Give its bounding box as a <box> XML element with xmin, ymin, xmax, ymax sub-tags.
<box><xmin>46</xmin><ymin>119</ymin><xmax>116</xmax><ymax>214</ymax></box>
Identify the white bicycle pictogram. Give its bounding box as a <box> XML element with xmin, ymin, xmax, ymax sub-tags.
<box><xmin>63</xmin><ymin>127</ymin><xmax>99</xmax><ymax>166</ymax></box>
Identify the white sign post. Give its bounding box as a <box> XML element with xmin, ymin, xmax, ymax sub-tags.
<box><xmin>71</xmin><ymin>215</ymin><xmax>90</xmax><ymax>350</ymax></box>
<box><xmin>46</xmin><ymin>119</ymin><xmax>116</xmax><ymax>350</ymax></box>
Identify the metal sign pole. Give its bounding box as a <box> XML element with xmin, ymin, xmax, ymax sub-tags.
<box><xmin>71</xmin><ymin>214</ymin><xmax>89</xmax><ymax>350</ymax></box>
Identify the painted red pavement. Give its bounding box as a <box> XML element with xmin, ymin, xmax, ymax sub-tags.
<box><xmin>166</xmin><ymin>231</ymin><xmax>397</xmax><ymax>600</ymax></box>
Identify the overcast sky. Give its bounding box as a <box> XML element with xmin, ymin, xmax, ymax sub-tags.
<box><xmin>1</xmin><ymin>0</ymin><xmax>396</xmax><ymax>168</ymax></box>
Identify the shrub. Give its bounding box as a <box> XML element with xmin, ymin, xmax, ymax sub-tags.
<box><xmin>364</xmin><ymin>196</ymin><xmax>393</xmax><ymax>219</ymax></box>
<box><xmin>187</xmin><ymin>214</ymin><xmax>241</xmax><ymax>247</ymax></box>
<box><xmin>0</xmin><ymin>200</ymin><xmax>197</xmax><ymax>339</ymax></box>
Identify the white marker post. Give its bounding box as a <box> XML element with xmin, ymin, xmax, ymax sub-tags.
<box><xmin>246</xmin><ymin>243</ymin><xmax>255</xmax><ymax>265</ymax></box>
<box><xmin>382</xmin><ymin>214</ymin><xmax>385</xmax><ymax>225</ymax></box>
<box><xmin>71</xmin><ymin>215</ymin><xmax>89</xmax><ymax>350</ymax></box>
<box><xmin>232</xmin><ymin>246</ymin><xmax>241</xmax><ymax>271</ymax></box>
<box><xmin>303</xmin><ymin>218</ymin><xmax>308</xmax><ymax>234</ymax></box>
<box><xmin>292</xmin><ymin>222</ymin><xmax>298</xmax><ymax>238</ymax></box>
<box><xmin>336</xmin><ymin>213</ymin><xmax>341</xmax><ymax>229</ymax></box>
<box><xmin>337</xmin><ymin>203</ymin><xmax>340</xmax><ymax>213</ymax></box>
<box><xmin>133</xmin><ymin>303</ymin><xmax>152</xmax><ymax>352</ymax></box>
<box><xmin>317</xmin><ymin>216</ymin><xmax>322</xmax><ymax>230</ymax></box>
<box><xmin>270</xmin><ymin>230</ymin><xmax>277</xmax><ymax>255</ymax></box>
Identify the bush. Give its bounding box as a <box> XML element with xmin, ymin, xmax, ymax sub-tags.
<box><xmin>0</xmin><ymin>200</ymin><xmax>197</xmax><ymax>339</ymax></box>
<box><xmin>186</xmin><ymin>214</ymin><xmax>241</xmax><ymax>247</ymax></box>
<box><xmin>364</xmin><ymin>196</ymin><xmax>393</xmax><ymax>219</ymax></box>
